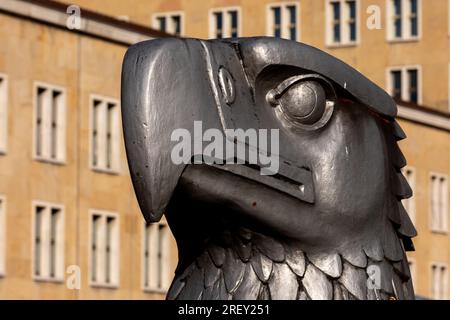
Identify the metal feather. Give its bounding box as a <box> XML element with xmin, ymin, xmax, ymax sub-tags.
<box><xmin>302</xmin><ymin>263</ymin><xmax>333</xmax><ymax>300</ymax></box>
<box><xmin>233</xmin><ymin>263</ymin><xmax>262</xmax><ymax>300</ymax></box>
<box><xmin>268</xmin><ymin>262</ymin><xmax>299</xmax><ymax>300</ymax></box>
<box><xmin>208</xmin><ymin>243</ymin><xmax>226</xmax><ymax>267</ymax></box>
<box><xmin>307</xmin><ymin>252</ymin><xmax>342</xmax><ymax>278</ymax></box>
<box><xmin>286</xmin><ymin>247</ymin><xmax>306</xmax><ymax>277</ymax></box>
<box><xmin>222</xmin><ymin>249</ymin><xmax>246</xmax><ymax>293</ymax></box>
<box><xmin>253</xmin><ymin>233</ymin><xmax>285</xmax><ymax>262</ymax></box>
<box><xmin>338</xmin><ymin>261</ymin><xmax>367</xmax><ymax>300</ymax></box>
<box><xmin>250</xmin><ymin>250</ymin><xmax>273</xmax><ymax>283</ymax></box>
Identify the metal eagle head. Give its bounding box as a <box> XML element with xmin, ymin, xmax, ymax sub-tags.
<box><xmin>121</xmin><ymin>37</ymin><xmax>417</xmax><ymax>300</ymax></box>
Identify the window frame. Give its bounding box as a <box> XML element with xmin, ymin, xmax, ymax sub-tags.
<box><xmin>88</xmin><ymin>209</ymin><xmax>120</xmax><ymax>289</ymax></box>
<box><xmin>266</xmin><ymin>2</ymin><xmax>301</xmax><ymax>42</ymax></box>
<box><xmin>152</xmin><ymin>11</ymin><xmax>185</xmax><ymax>36</ymax></box>
<box><xmin>141</xmin><ymin>219</ymin><xmax>171</xmax><ymax>293</ymax></box>
<box><xmin>31</xmin><ymin>200</ymin><xmax>65</xmax><ymax>283</ymax></box>
<box><xmin>386</xmin><ymin>0</ymin><xmax>422</xmax><ymax>42</ymax></box>
<box><xmin>32</xmin><ymin>81</ymin><xmax>67</xmax><ymax>165</ymax></box>
<box><xmin>0</xmin><ymin>73</ymin><xmax>8</xmax><ymax>155</ymax></box>
<box><xmin>401</xmin><ymin>166</ymin><xmax>416</xmax><ymax>225</ymax></box>
<box><xmin>209</xmin><ymin>6</ymin><xmax>242</xmax><ymax>39</ymax></box>
<box><xmin>325</xmin><ymin>0</ymin><xmax>360</xmax><ymax>47</ymax></box>
<box><xmin>430</xmin><ymin>261</ymin><xmax>449</xmax><ymax>300</ymax></box>
<box><xmin>88</xmin><ymin>94</ymin><xmax>121</xmax><ymax>175</ymax></box>
<box><xmin>386</xmin><ymin>65</ymin><xmax>422</xmax><ymax>104</ymax></box>
<box><xmin>429</xmin><ymin>172</ymin><xmax>449</xmax><ymax>234</ymax></box>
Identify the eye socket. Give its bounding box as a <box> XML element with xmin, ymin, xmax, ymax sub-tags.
<box><xmin>267</xmin><ymin>74</ymin><xmax>337</xmax><ymax>131</ymax></box>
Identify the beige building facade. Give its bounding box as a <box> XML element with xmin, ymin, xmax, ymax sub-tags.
<box><xmin>0</xmin><ymin>0</ymin><xmax>449</xmax><ymax>299</ymax></box>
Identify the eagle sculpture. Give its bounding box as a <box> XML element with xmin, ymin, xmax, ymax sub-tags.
<box><xmin>121</xmin><ymin>37</ymin><xmax>417</xmax><ymax>300</ymax></box>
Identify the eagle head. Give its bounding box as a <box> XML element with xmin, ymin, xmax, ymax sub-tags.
<box><xmin>121</xmin><ymin>37</ymin><xmax>417</xmax><ymax>300</ymax></box>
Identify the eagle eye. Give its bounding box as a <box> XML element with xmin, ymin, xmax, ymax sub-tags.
<box><xmin>267</xmin><ymin>74</ymin><xmax>336</xmax><ymax>130</ymax></box>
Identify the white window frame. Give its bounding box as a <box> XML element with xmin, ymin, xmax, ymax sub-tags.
<box><xmin>430</xmin><ymin>261</ymin><xmax>448</xmax><ymax>300</ymax></box>
<box><xmin>429</xmin><ymin>172</ymin><xmax>449</xmax><ymax>234</ymax></box>
<box><xmin>0</xmin><ymin>74</ymin><xmax>8</xmax><ymax>154</ymax></box>
<box><xmin>386</xmin><ymin>0</ymin><xmax>422</xmax><ymax>42</ymax></box>
<box><xmin>89</xmin><ymin>94</ymin><xmax>121</xmax><ymax>174</ymax></box>
<box><xmin>386</xmin><ymin>65</ymin><xmax>422</xmax><ymax>104</ymax></box>
<box><xmin>325</xmin><ymin>0</ymin><xmax>360</xmax><ymax>47</ymax></box>
<box><xmin>141</xmin><ymin>219</ymin><xmax>171</xmax><ymax>293</ymax></box>
<box><xmin>209</xmin><ymin>7</ymin><xmax>242</xmax><ymax>39</ymax></box>
<box><xmin>152</xmin><ymin>11</ymin><xmax>185</xmax><ymax>36</ymax></box>
<box><xmin>31</xmin><ymin>201</ymin><xmax>65</xmax><ymax>282</ymax></box>
<box><xmin>402</xmin><ymin>166</ymin><xmax>416</xmax><ymax>224</ymax></box>
<box><xmin>32</xmin><ymin>82</ymin><xmax>67</xmax><ymax>164</ymax></box>
<box><xmin>88</xmin><ymin>209</ymin><xmax>120</xmax><ymax>288</ymax></box>
<box><xmin>266</xmin><ymin>2</ymin><xmax>301</xmax><ymax>41</ymax></box>
<box><xmin>0</xmin><ymin>195</ymin><xmax>6</xmax><ymax>277</ymax></box>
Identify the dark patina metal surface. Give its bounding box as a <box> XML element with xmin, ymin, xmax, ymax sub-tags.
<box><xmin>121</xmin><ymin>37</ymin><xmax>417</xmax><ymax>300</ymax></box>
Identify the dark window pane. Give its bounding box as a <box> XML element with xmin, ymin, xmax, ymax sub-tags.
<box><xmin>229</xmin><ymin>11</ymin><xmax>238</xmax><ymax>38</ymax></box>
<box><xmin>394</xmin><ymin>0</ymin><xmax>402</xmax><ymax>38</ymax></box>
<box><xmin>410</xmin><ymin>0</ymin><xmax>418</xmax><ymax>36</ymax></box>
<box><xmin>410</xmin><ymin>0</ymin><xmax>417</xmax><ymax>13</ymax></box>
<box><xmin>272</xmin><ymin>7</ymin><xmax>281</xmax><ymax>38</ymax></box>
<box><xmin>332</xmin><ymin>2</ymin><xmax>341</xmax><ymax>42</ymax></box>
<box><xmin>287</xmin><ymin>5</ymin><xmax>297</xmax><ymax>40</ymax></box>
<box><xmin>391</xmin><ymin>70</ymin><xmax>402</xmax><ymax>100</ymax></box>
<box><xmin>394</xmin><ymin>0</ymin><xmax>402</xmax><ymax>14</ymax></box>
<box><xmin>347</xmin><ymin>1</ymin><xmax>356</xmax><ymax>41</ymax></box>
<box><xmin>408</xmin><ymin>69</ymin><xmax>418</xmax><ymax>103</ymax></box>
<box><xmin>172</xmin><ymin>16</ymin><xmax>181</xmax><ymax>36</ymax></box>
<box><xmin>214</xmin><ymin>12</ymin><xmax>223</xmax><ymax>38</ymax></box>
<box><xmin>157</xmin><ymin>17</ymin><xmax>166</xmax><ymax>32</ymax></box>
<box><xmin>333</xmin><ymin>1</ymin><xmax>341</xmax><ymax>20</ymax></box>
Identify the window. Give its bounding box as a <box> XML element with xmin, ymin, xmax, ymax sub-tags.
<box><xmin>387</xmin><ymin>0</ymin><xmax>420</xmax><ymax>41</ymax></box>
<box><xmin>0</xmin><ymin>74</ymin><xmax>7</xmax><ymax>154</ymax></box>
<box><xmin>152</xmin><ymin>12</ymin><xmax>183</xmax><ymax>36</ymax></box>
<box><xmin>326</xmin><ymin>0</ymin><xmax>358</xmax><ymax>46</ymax></box>
<box><xmin>387</xmin><ymin>66</ymin><xmax>421</xmax><ymax>104</ymax></box>
<box><xmin>209</xmin><ymin>7</ymin><xmax>240</xmax><ymax>39</ymax></box>
<box><xmin>431</xmin><ymin>262</ymin><xmax>448</xmax><ymax>300</ymax></box>
<box><xmin>33</xmin><ymin>83</ymin><xmax>66</xmax><ymax>163</ymax></box>
<box><xmin>90</xmin><ymin>210</ymin><xmax>119</xmax><ymax>287</ymax></box>
<box><xmin>142</xmin><ymin>221</ymin><xmax>171</xmax><ymax>292</ymax></box>
<box><xmin>32</xmin><ymin>201</ymin><xmax>64</xmax><ymax>281</ymax></box>
<box><xmin>267</xmin><ymin>3</ymin><xmax>300</xmax><ymax>41</ymax></box>
<box><xmin>0</xmin><ymin>196</ymin><xmax>5</xmax><ymax>276</ymax></box>
<box><xmin>402</xmin><ymin>167</ymin><xmax>416</xmax><ymax>224</ymax></box>
<box><xmin>90</xmin><ymin>95</ymin><xmax>120</xmax><ymax>173</ymax></box>
<box><xmin>430</xmin><ymin>173</ymin><xmax>448</xmax><ymax>233</ymax></box>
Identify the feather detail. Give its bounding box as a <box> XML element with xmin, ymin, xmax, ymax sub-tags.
<box><xmin>268</xmin><ymin>262</ymin><xmax>299</xmax><ymax>299</ymax></box>
<box><xmin>302</xmin><ymin>263</ymin><xmax>333</xmax><ymax>300</ymax></box>
<box><xmin>233</xmin><ymin>263</ymin><xmax>261</xmax><ymax>300</ymax></box>
<box><xmin>253</xmin><ymin>233</ymin><xmax>285</xmax><ymax>262</ymax></box>
<box><xmin>250</xmin><ymin>250</ymin><xmax>273</xmax><ymax>283</ymax></box>
<box><xmin>307</xmin><ymin>252</ymin><xmax>342</xmax><ymax>278</ymax></box>
<box><xmin>338</xmin><ymin>261</ymin><xmax>367</xmax><ymax>300</ymax></box>
<box><xmin>285</xmin><ymin>247</ymin><xmax>306</xmax><ymax>277</ymax></box>
<box><xmin>222</xmin><ymin>249</ymin><xmax>246</xmax><ymax>293</ymax></box>
<box><xmin>392</xmin><ymin>121</ymin><xmax>407</xmax><ymax>141</ymax></box>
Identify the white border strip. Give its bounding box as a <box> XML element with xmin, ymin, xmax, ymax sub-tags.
<box><xmin>398</xmin><ymin>105</ymin><xmax>450</xmax><ymax>131</ymax></box>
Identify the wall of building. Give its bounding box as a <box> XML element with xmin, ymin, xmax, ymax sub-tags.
<box><xmin>0</xmin><ymin>10</ymin><xmax>178</xmax><ymax>299</ymax></box>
